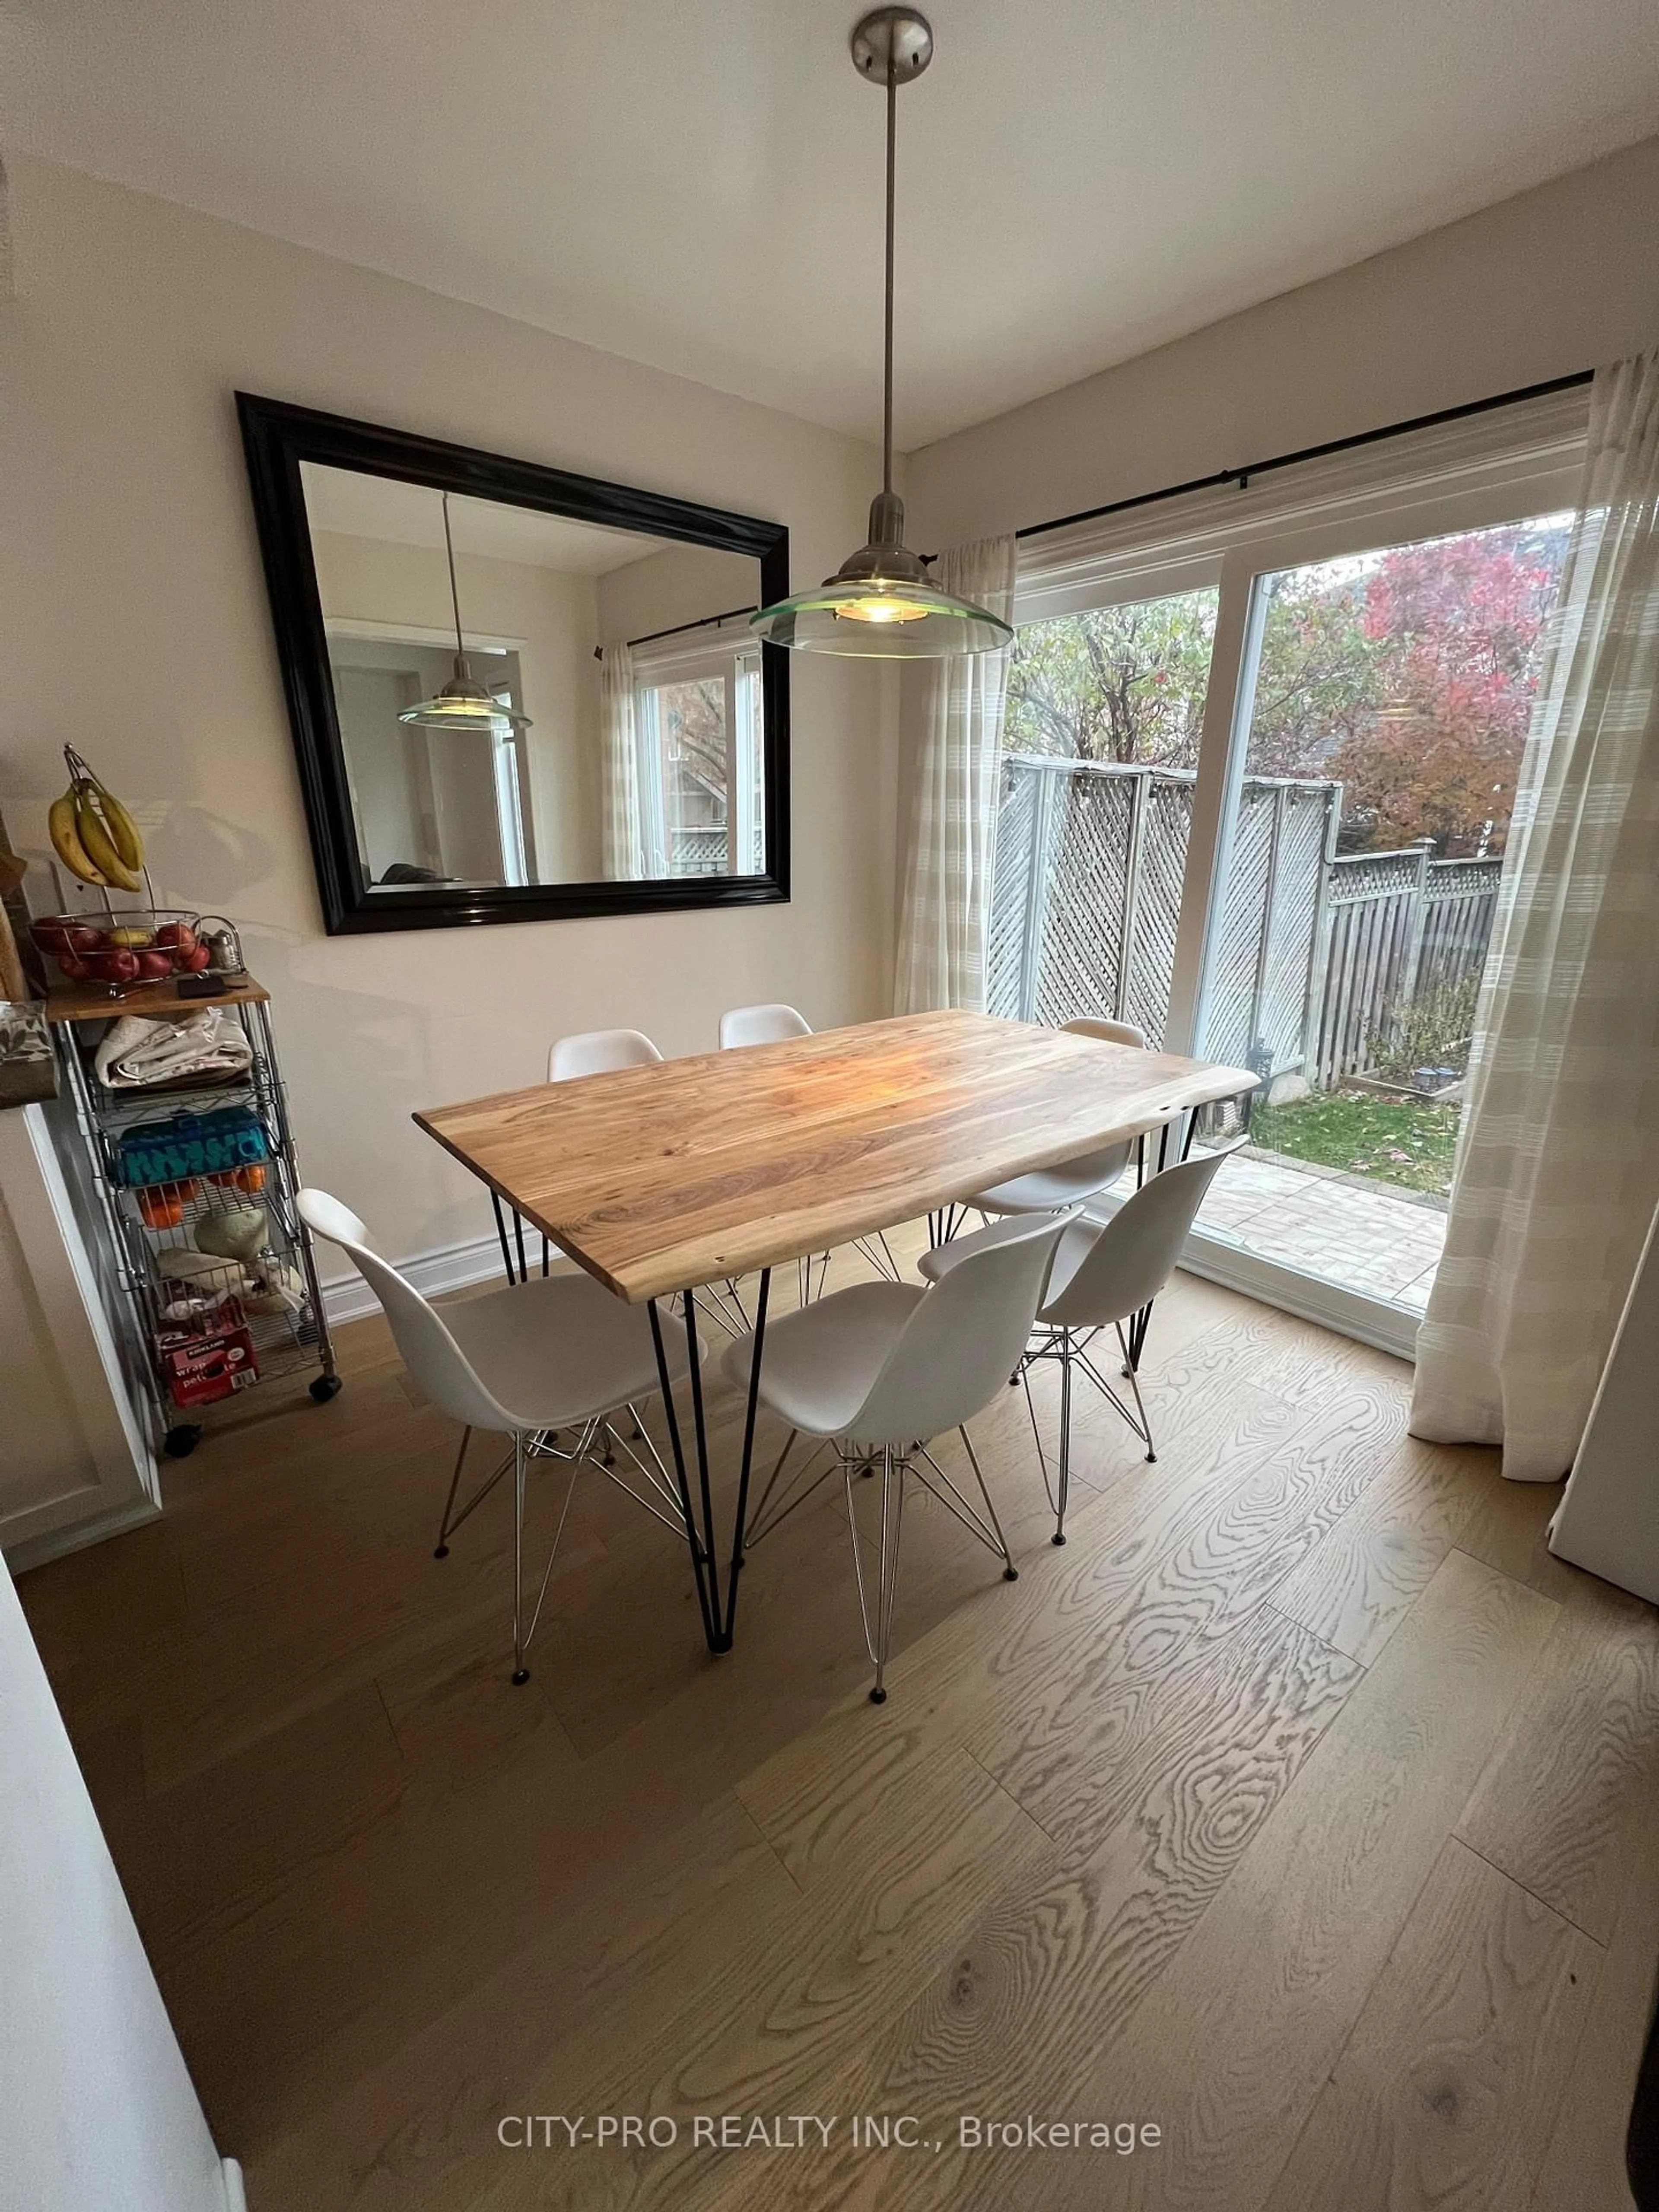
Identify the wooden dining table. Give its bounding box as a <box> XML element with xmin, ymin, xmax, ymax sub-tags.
<box><xmin>414</xmin><ymin>1009</ymin><xmax>1256</xmax><ymax>1654</ymax></box>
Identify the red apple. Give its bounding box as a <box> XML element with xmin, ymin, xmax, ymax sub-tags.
<box><xmin>67</xmin><ymin>925</ymin><xmax>106</xmax><ymax>953</ymax></box>
<box><xmin>92</xmin><ymin>949</ymin><xmax>141</xmax><ymax>985</ymax></box>
<box><xmin>57</xmin><ymin>953</ymin><xmax>91</xmax><ymax>980</ymax></box>
<box><xmin>179</xmin><ymin>944</ymin><xmax>213</xmax><ymax>972</ymax></box>
<box><xmin>33</xmin><ymin>921</ymin><xmax>70</xmax><ymax>953</ymax></box>
<box><xmin>155</xmin><ymin>922</ymin><xmax>198</xmax><ymax>953</ymax></box>
<box><xmin>137</xmin><ymin>949</ymin><xmax>174</xmax><ymax>979</ymax></box>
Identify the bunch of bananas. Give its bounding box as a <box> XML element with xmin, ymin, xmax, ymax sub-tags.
<box><xmin>49</xmin><ymin>747</ymin><xmax>146</xmax><ymax>894</ymax></box>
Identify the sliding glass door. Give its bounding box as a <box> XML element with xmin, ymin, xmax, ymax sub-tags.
<box><xmin>993</xmin><ymin>396</ymin><xmax>1586</xmax><ymax>1350</ymax></box>
<box><xmin>1187</xmin><ymin>513</ymin><xmax>1571</xmax><ymax>1334</ymax></box>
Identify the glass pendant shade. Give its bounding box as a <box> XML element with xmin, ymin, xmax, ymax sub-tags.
<box><xmin>398</xmin><ymin>653</ymin><xmax>531</xmax><ymax>734</ymax></box>
<box><xmin>751</xmin><ymin>492</ymin><xmax>1011</xmax><ymax>658</ymax></box>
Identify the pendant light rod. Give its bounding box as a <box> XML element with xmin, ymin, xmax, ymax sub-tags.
<box><xmin>441</xmin><ymin>492</ymin><xmax>465</xmax><ymax>661</ymax></box>
<box><xmin>882</xmin><ymin>55</ymin><xmax>896</xmax><ymax>497</ymax></box>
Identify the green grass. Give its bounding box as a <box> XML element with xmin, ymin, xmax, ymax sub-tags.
<box><xmin>1249</xmin><ymin>1090</ymin><xmax>1459</xmax><ymax>1198</ymax></box>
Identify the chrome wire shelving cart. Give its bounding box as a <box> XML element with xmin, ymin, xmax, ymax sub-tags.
<box><xmin>47</xmin><ymin>975</ymin><xmax>340</xmax><ymax>1459</ymax></box>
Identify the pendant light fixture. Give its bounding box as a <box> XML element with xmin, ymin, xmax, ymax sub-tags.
<box><xmin>750</xmin><ymin>9</ymin><xmax>1012</xmax><ymax>659</ymax></box>
<box><xmin>398</xmin><ymin>492</ymin><xmax>532</xmax><ymax>733</ymax></box>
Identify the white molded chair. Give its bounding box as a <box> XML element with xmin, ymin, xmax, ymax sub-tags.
<box><xmin>724</xmin><ymin>1209</ymin><xmax>1074</xmax><ymax>1703</ymax></box>
<box><xmin>549</xmin><ymin>1027</ymin><xmax>664</xmax><ymax>1082</ymax></box>
<box><xmin>718</xmin><ymin>1003</ymin><xmax>899</xmax><ymax>1292</ymax></box>
<box><xmin>297</xmin><ymin>1188</ymin><xmax>698</xmax><ymax>1685</ymax></box>
<box><xmin>960</xmin><ymin>1017</ymin><xmax>1149</xmax><ymax>1224</ymax></box>
<box><xmin>980</xmin><ymin>1140</ymin><xmax>1244</xmax><ymax>1545</ymax></box>
<box><xmin>718</xmin><ymin>1002</ymin><xmax>812</xmax><ymax>1051</ymax></box>
<box><xmin>512</xmin><ymin>1027</ymin><xmax>667</xmax><ymax>1288</ymax></box>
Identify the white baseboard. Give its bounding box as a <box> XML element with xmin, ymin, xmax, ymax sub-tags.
<box><xmin>318</xmin><ymin>1230</ymin><xmax>526</xmax><ymax>1325</ymax></box>
<box><xmin>3</xmin><ymin>1495</ymin><xmax>163</xmax><ymax>1574</ymax></box>
<box><xmin>222</xmin><ymin>2157</ymin><xmax>247</xmax><ymax>2211</ymax></box>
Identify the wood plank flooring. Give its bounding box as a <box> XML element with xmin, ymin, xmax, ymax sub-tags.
<box><xmin>18</xmin><ymin>1228</ymin><xmax>1659</xmax><ymax>2212</ymax></box>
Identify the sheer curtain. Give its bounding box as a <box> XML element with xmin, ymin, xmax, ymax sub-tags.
<box><xmin>1411</xmin><ymin>350</ymin><xmax>1659</xmax><ymax>1481</ymax></box>
<box><xmin>599</xmin><ymin>641</ymin><xmax>645</xmax><ymax>880</ymax></box>
<box><xmin>893</xmin><ymin>536</ymin><xmax>1017</xmax><ymax>1013</ymax></box>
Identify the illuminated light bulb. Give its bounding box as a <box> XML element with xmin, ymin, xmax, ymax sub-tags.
<box><xmin>833</xmin><ymin>594</ymin><xmax>931</xmax><ymax>624</ymax></box>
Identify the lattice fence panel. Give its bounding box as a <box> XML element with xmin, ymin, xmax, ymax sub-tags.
<box><xmin>1125</xmin><ymin>779</ymin><xmax>1192</xmax><ymax>1044</ymax></box>
<box><xmin>986</xmin><ymin>758</ymin><xmax>1038</xmax><ymax>1019</ymax></box>
<box><xmin>1032</xmin><ymin>771</ymin><xmax>1135</xmax><ymax>1026</ymax></box>
<box><xmin>1203</xmin><ymin>787</ymin><xmax>1276</xmax><ymax>1071</ymax></box>
<box><xmin>1256</xmin><ymin>786</ymin><xmax>1335</xmax><ymax>1074</ymax></box>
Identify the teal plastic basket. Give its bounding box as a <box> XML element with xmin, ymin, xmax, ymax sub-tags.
<box><xmin>115</xmin><ymin>1107</ymin><xmax>270</xmax><ymax>1190</ymax></box>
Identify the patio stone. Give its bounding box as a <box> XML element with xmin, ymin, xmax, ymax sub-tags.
<box><xmin>1195</xmin><ymin>1150</ymin><xmax>1447</xmax><ymax>1306</ymax></box>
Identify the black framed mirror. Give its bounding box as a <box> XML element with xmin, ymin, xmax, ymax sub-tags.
<box><xmin>237</xmin><ymin>394</ymin><xmax>790</xmax><ymax>934</ymax></box>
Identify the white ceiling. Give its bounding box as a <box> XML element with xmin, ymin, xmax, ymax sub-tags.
<box><xmin>301</xmin><ymin>464</ymin><xmax>670</xmax><ymax>572</ymax></box>
<box><xmin>5</xmin><ymin>0</ymin><xmax>1657</xmax><ymax>448</ymax></box>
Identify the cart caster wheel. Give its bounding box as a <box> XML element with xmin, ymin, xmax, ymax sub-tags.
<box><xmin>868</xmin><ymin>1686</ymin><xmax>887</xmax><ymax>1705</ymax></box>
<box><xmin>164</xmin><ymin>1424</ymin><xmax>203</xmax><ymax>1459</ymax></box>
<box><xmin>433</xmin><ymin>1545</ymin><xmax>450</xmax><ymax>1560</ymax></box>
<box><xmin>309</xmin><ymin>1374</ymin><xmax>343</xmax><ymax>1404</ymax></box>
<box><xmin>1003</xmin><ymin>1566</ymin><xmax>1019</xmax><ymax>1581</ymax></box>
<box><xmin>1145</xmin><ymin>1450</ymin><xmax>1158</xmax><ymax>1464</ymax></box>
<box><xmin>1052</xmin><ymin>1532</ymin><xmax>1068</xmax><ymax>1546</ymax></box>
<box><xmin>511</xmin><ymin>1668</ymin><xmax>530</xmax><ymax>1686</ymax></box>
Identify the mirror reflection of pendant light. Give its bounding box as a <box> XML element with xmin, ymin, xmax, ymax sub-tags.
<box><xmin>750</xmin><ymin>9</ymin><xmax>1012</xmax><ymax>659</ymax></box>
<box><xmin>397</xmin><ymin>492</ymin><xmax>532</xmax><ymax>732</ymax></box>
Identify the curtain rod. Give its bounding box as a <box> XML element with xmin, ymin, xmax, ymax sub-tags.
<box><xmin>594</xmin><ymin>604</ymin><xmax>757</xmax><ymax>659</ymax></box>
<box><xmin>1010</xmin><ymin>369</ymin><xmax>1594</xmax><ymax>545</ymax></box>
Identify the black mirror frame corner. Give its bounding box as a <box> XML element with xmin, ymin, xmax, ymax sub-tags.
<box><xmin>235</xmin><ymin>391</ymin><xmax>791</xmax><ymax>935</ymax></box>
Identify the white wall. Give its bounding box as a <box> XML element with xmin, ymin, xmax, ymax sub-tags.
<box><xmin>597</xmin><ymin>540</ymin><xmax>761</xmax><ymax>648</ymax></box>
<box><xmin>0</xmin><ymin>156</ymin><xmax>898</xmax><ymax>1281</ymax></box>
<box><xmin>0</xmin><ymin>1557</ymin><xmax>237</xmax><ymax>2209</ymax></box>
<box><xmin>906</xmin><ymin>135</ymin><xmax>1659</xmax><ymax>551</ymax></box>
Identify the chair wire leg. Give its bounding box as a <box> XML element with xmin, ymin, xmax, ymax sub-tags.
<box><xmin>958</xmin><ymin>1426</ymin><xmax>1018</xmax><ymax>1581</ymax></box>
<box><xmin>511</xmin><ymin>1430</ymin><xmax>530</xmax><ymax>1684</ymax></box>
<box><xmin>434</xmin><ymin>1424</ymin><xmax>470</xmax><ymax>1557</ymax></box>
<box><xmin>1118</xmin><ymin>1321</ymin><xmax>1157</xmax><ymax>1462</ymax></box>
<box><xmin>843</xmin><ymin>1446</ymin><xmax>906</xmax><ymax>1704</ymax></box>
<box><xmin>872</xmin><ymin>1450</ymin><xmax>906</xmax><ymax>1704</ymax></box>
<box><xmin>1020</xmin><ymin>1367</ymin><xmax>1056</xmax><ymax>1521</ymax></box>
<box><xmin>518</xmin><ymin>1446</ymin><xmax>584</xmax><ymax>1662</ymax></box>
<box><xmin>1054</xmin><ymin>1327</ymin><xmax>1073</xmax><ymax>1545</ymax></box>
<box><xmin>435</xmin><ymin>1429</ymin><xmax>514</xmax><ymax>1556</ymax></box>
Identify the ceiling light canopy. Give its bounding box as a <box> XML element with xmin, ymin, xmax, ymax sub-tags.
<box><xmin>398</xmin><ymin>492</ymin><xmax>532</xmax><ymax>733</ymax></box>
<box><xmin>751</xmin><ymin>9</ymin><xmax>1011</xmax><ymax>661</ymax></box>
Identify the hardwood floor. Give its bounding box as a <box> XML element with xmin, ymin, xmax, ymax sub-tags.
<box><xmin>19</xmin><ymin>1231</ymin><xmax>1659</xmax><ymax>2211</ymax></box>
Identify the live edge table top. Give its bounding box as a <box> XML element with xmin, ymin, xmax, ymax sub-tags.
<box><xmin>414</xmin><ymin>1010</ymin><xmax>1258</xmax><ymax>1306</ymax></box>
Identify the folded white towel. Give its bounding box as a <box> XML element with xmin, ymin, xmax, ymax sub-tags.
<box><xmin>94</xmin><ymin>1008</ymin><xmax>254</xmax><ymax>1089</ymax></box>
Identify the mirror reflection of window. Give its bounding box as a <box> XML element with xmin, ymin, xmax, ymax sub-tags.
<box><xmin>299</xmin><ymin>461</ymin><xmax>768</xmax><ymax>893</ymax></box>
<box><xmin>631</xmin><ymin>630</ymin><xmax>765</xmax><ymax>878</ymax></box>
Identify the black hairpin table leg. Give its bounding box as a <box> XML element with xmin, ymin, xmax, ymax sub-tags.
<box><xmin>647</xmin><ymin>1269</ymin><xmax>772</xmax><ymax>1656</ymax></box>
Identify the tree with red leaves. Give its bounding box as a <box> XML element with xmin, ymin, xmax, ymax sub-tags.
<box><xmin>1328</xmin><ymin>521</ymin><xmax>1569</xmax><ymax>854</ymax></box>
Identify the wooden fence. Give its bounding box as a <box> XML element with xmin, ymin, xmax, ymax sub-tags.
<box><xmin>1311</xmin><ymin>847</ymin><xmax>1502</xmax><ymax>1086</ymax></box>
